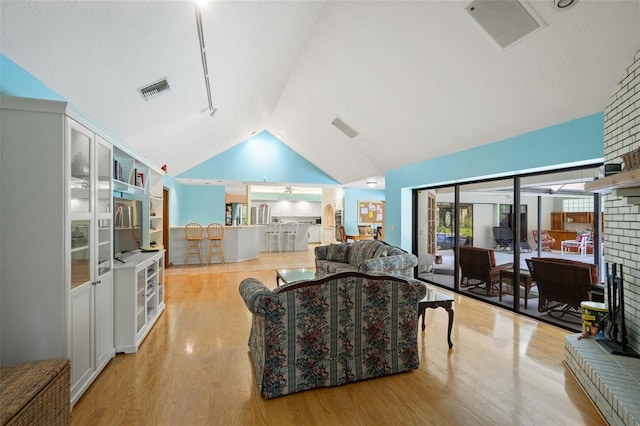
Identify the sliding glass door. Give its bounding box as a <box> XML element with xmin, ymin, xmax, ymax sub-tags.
<box><xmin>414</xmin><ymin>165</ymin><xmax>603</xmax><ymax>330</ymax></box>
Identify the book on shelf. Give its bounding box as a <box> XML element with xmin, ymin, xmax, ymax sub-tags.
<box><xmin>113</xmin><ymin>160</ymin><xmax>124</xmax><ymax>182</ymax></box>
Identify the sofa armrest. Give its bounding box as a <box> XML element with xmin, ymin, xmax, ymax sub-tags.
<box><xmin>358</xmin><ymin>253</ymin><xmax>418</xmax><ymax>274</ymax></box>
<box><xmin>239</xmin><ymin>278</ymin><xmax>273</xmax><ymax>315</ymax></box>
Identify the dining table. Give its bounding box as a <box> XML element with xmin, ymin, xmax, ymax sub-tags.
<box><xmin>346</xmin><ymin>234</ymin><xmax>374</xmax><ymax>241</ymax></box>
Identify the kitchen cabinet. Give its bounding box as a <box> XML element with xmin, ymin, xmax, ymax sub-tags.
<box><xmin>308</xmin><ymin>225</ymin><xmax>322</xmax><ymax>243</ymax></box>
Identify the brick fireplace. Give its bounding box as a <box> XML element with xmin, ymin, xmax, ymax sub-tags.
<box><xmin>602</xmin><ymin>49</ymin><xmax>640</xmax><ymax>356</ymax></box>
<box><xmin>565</xmin><ymin>49</ymin><xmax>640</xmax><ymax>426</ymax></box>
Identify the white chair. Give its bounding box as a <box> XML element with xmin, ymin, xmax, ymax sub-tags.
<box><xmin>283</xmin><ymin>223</ymin><xmax>298</xmax><ymax>252</ymax></box>
<box><xmin>561</xmin><ymin>231</ymin><xmax>591</xmax><ymax>255</ymax></box>
<box><xmin>417</xmin><ymin>253</ymin><xmax>436</xmax><ymax>279</ymax></box>
<box><xmin>266</xmin><ymin>225</ymin><xmax>281</xmax><ymax>252</ymax></box>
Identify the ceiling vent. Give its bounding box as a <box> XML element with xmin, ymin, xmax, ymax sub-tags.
<box><xmin>331</xmin><ymin>117</ymin><xmax>359</xmax><ymax>139</ymax></box>
<box><xmin>138</xmin><ymin>78</ymin><xmax>171</xmax><ymax>101</ymax></box>
<box><xmin>465</xmin><ymin>0</ymin><xmax>543</xmax><ymax>48</ymax></box>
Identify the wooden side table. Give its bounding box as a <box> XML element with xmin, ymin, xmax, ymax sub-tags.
<box><xmin>499</xmin><ymin>269</ymin><xmax>535</xmax><ymax>309</ymax></box>
<box><xmin>417</xmin><ymin>289</ymin><xmax>454</xmax><ymax>349</ymax></box>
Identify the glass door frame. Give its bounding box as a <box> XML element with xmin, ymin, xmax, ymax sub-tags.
<box><xmin>412</xmin><ymin>164</ymin><xmax>603</xmax><ymax>323</ymax></box>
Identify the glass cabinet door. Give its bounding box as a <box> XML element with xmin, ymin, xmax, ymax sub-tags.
<box><xmin>71</xmin><ymin>220</ymin><xmax>91</xmax><ymax>288</ymax></box>
<box><xmin>70</xmin><ymin>122</ymin><xmax>92</xmax><ymax>214</ymax></box>
<box><xmin>96</xmin><ymin>139</ymin><xmax>111</xmax><ymax>215</ymax></box>
<box><xmin>97</xmin><ymin>219</ymin><xmax>111</xmax><ymax>276</ymax></box>
<box><xmin>96</xmin><ymin>139</ymin><xmax>112</xmax><ymax>277</ymax></box>
<box><xmin>136</xmin><ymin>268</ymin><xmax>146</xmax><ymax>334</ymax></box>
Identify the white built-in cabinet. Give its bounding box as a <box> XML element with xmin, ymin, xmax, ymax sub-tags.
<box><xmin>113</xmin><ymin>251</ymin><xmax>165</xmax><ymax>353</ymax></box>
<box><xmin>0</xmin><ymin>96</ymin><xmax>115</xmax><ymax>406</ymax></box>
<box><xmin>256</xmin><ymin>200</ymin><xmax>322</xmax><ymax>217</ymax></box>
<box><xmin>113</xmin><ymin>147</ymin><xmax>165</xmax><ymax>251</ymax></box>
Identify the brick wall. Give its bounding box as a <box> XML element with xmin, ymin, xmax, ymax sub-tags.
<box><xmin>602</xmin><ymin>49</ymin><xmax>640</xmax><ymax>355</ymax></box>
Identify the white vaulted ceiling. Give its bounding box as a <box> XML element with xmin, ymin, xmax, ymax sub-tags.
<box><xmin>1</xmin><ymin>1</ymin><xmax>639</xmax><ymax>188</ymax></box>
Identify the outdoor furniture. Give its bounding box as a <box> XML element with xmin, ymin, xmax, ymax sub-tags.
<box><xmin>417</xmin><ymin>253</ymin><xmax>436</xmax><ymax>279</ymax></box>
<box><xmin>499</xmin><ymin>268</ymin><xmax>536</xmax><ymax>309</ymax></box>
<box><xmin>459</xmin><ymin>246</ymin><xmax>512</xmax><ymax>295</ymax></box>
<box><xmin>561</xmin><ymin>230</ymin><xmax>591</xmax><ymax>255</ymax></box>
<box><xmin>492</xmin><ymin>226</ymin><xmax>514</xmax><ymax>252</ymax></box>
<box><xmin>529</xmin><ymin>257</ymin><xmax>601</xmax><ymax>318</ymax></box>
<box><xmin>532</xmin><ymin>230</ymin><xmax>555</xmax><ymax>251</ymax></box>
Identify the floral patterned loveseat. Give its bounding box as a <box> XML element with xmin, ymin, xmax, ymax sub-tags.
<box><xmin>314</xmin><ymin>239</ymin><xmax>418</xmax><ymax>278</ymax></box>
<box><xmin>239</xmin><ymin>271</ymin><xmax>427</xmax><ymax>399</ymax></box>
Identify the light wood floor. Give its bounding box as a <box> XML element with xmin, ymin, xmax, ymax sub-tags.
<box><xmin>71</xmin><ymin>246</ymin><xmax>605</xmax><ymax>425</ymax></box>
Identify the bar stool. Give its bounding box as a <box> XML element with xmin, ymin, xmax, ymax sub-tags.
<box><xmin>206</xmin><ymin>223</ymin><xmax>225</xmax><ymax>264</ymax></box>
<box><xmin>283</xmin><ymin>223</ymin><xmax>298</xmax><ymax>252</ymax></box>
<box><xmin>266</xmin><ymin>225</ymin><xmax>281</xmax><ymax>252</ymax></box>
<box><xmin>184</xmin><ymin>222</ymin><xmax>203</xmax><ymax>265</ymax></box>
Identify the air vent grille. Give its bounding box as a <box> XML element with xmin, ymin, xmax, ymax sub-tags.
<box><xmin>331</xmin><ymin>117</ymin><xmax>359</xmax><ymax>139</ymax></box>
<box><xmin>138</xmin><ymin>78</ymin><xmax>170</xmax><ymax>101</ymax></box>
<box><xmin>465</xmin><ymin>0</ymin><xmax>542</xmax><ymax>48</ymax></box>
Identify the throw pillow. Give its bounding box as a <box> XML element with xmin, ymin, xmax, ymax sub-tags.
<box><xmin>326</xmin><ymin>243</ymin><xmax>349</xmax><ymax>263</ymax></box>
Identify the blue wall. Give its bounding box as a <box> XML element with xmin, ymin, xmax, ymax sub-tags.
<box><xmin>163</xmin><ymin>175</ymin><xmax>226</xmax><ymax>226</ymax></box>
<box><xmin>384</xmin><ymin>113</ymin><xmax>605</xmax><ymax>250</ymax></box>
<box><xmin>178</xmin><ymin>131</ymin><xmax>339</xmax><ymax>185</ymax></box>
<box><xmin>3</xmin><ymin>53</ymin><xmax>606</xmax><ymax>246</ymax></box>
<box><xmin>343</xmin><ymin>188</ymin><xmax>385</xmax><ymax>235</ymax></box>
<box><xmin>0</xmin><ymin>54</ymin><xmax>64</xmax><ymax>101</ymax></box>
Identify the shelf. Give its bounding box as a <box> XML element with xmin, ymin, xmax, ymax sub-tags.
<box><xmin>584</xmin><ymin>168</ymin><xmax>640</xmax><ymax>193</ymax></box>
<box><xmin>113</xmin><ymin>179</ymin><xmax>144</xmax><ymax>195</ymax></box>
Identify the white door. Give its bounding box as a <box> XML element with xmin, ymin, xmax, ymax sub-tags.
<box><xmin>70</xmin><ymin>283</ymin><xmax>94</xmax><ymax>402</ymax></box>
<box><xmin>94</xmin><ymin>273</ymin><xmax>113</xmax><ymax>371</ymax></box>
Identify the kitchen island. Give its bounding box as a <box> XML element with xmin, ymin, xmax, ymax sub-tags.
<box><xmin>169</xmin><ymin>225</ymin><xmax>263</xmax><ymax>265</ymax></box>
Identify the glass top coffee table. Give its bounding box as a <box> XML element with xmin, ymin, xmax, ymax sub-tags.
<box><xmin>275</xmin><ymin>268</ymin><xmax>316</xmax><ymax>286</ymax></box>
<box><xmin>418</xmin><ymin>287</ymin><xmax>455</xmax><ymax>349</ymax></box>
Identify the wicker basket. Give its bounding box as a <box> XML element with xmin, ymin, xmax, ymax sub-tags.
<box><xmin>622</xmin><ymin>147</ymin><xmax>640</xmax><ymax>171</ymax></box>
<box><xmin>0</xmin><ymin>359</ymin><xmax>70</xmax><ymax>426</ymax></box>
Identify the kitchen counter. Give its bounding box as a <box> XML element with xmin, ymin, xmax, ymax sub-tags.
<box><xmin>169</xmin><ymin>225</ymin><xmax>263</xmax><ymax>265</ymax></box>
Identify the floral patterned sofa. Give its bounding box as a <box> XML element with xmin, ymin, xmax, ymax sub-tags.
<box><xmin>314</xmin><ymin>239</ymin><xmax>418</xmax><ymax>278</ymax></box>
<box><xmin>239</xmin><ymin>271</ymin><xmax>427</xmax><ymax>399</ymax></box>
